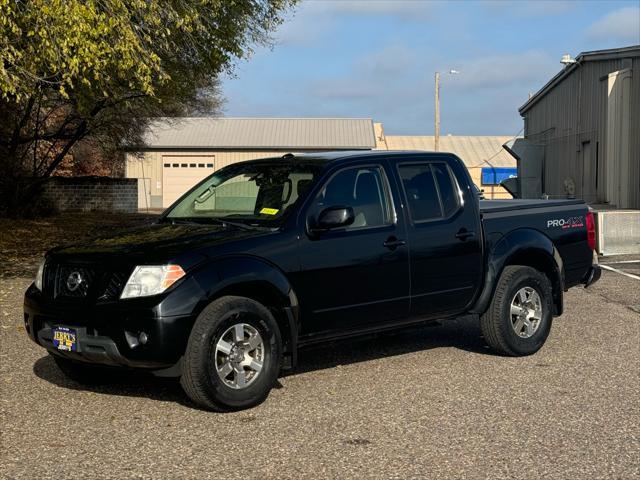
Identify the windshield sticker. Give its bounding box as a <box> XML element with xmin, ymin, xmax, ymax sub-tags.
<box><xmin>260</xmin><ymin>208</ymin><xmax>279</xmax><ymax>215</ymax></box>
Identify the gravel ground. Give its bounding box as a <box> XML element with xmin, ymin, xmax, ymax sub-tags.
<box><xmin>599</xmin><ymin>256</ymin><xmax>640</xmax><ymax>283</ymax></box>
<box><xmin>1</xmin><ymin>268</ymin><xmax>639</xmax><ymax>479</ymax></box>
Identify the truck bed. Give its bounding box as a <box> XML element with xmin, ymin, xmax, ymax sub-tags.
<box><xmin>479</xmin><ymin>198</ymin><xmax>591</xmax><ymax>289</ymax></box>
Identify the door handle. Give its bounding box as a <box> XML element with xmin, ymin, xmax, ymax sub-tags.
<box><xmin>383</xmin><ymin>237</ymin><xmax>406</xmax><ymax>249</ymax></box>
<box><xmin>455</xmin><ymin>230</ymin><xmax>476</xmax><ymax>240</ymax></box>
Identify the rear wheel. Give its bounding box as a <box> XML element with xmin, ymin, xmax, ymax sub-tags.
<box><xmin>480</xmin><ymin>265</ymin><xmax>553</xmax><ymax>356</ymax></box>
<box><xmin>180</xmin><ymin>296</ymin><xmax>282</xmax><ymax>411</ymax></box>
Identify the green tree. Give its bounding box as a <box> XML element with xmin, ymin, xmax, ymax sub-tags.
<box><xmin>0</xmin><ymin>0</ymin><xmax>296</xmax><ymax>214</ymax></box>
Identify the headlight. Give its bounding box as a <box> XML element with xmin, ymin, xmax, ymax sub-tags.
<box><xmin>120</xmin><ymin>265</ymin><xmax>186</xmax><ymax>299</ymax></box>
<box><xmin>34</xmin><ymin>260</ymin><xmax>45</xmax><ymax>291</ymax></box>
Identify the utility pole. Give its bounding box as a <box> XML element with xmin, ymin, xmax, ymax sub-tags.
<box><xmin>434</xmin><ymin>69</ymin><xmax>459</xmax><ymax>152</ymax></box>
<box><xmin>434</xmin><ymin>71</ymin><xmax>440</xmax><ymax>152</ymax></box>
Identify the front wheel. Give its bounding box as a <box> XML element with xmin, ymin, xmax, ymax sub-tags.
<box><xmin>180</xmin><ymin>296</ymin><xmax>282</xmax><ymax>411</ymax></box>
<box><xmin>480</xmin><ymin>265</ymin><xmax>553</xmax><ymax>356</ymax></box>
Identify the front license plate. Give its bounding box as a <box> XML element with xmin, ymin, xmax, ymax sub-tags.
<box><xmin>52</xmin><ymin>327</ymin><xmax>77</xmax><ymax>352</ymax></box>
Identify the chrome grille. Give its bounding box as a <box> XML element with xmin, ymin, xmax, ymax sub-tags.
<box><xmin>55</xmin><ymin>265</ymin><xmax>96</xmax><ymax>298</ymax></box>
<box><xmin>99</xmin><ymin>270</ymin><xmax>129</xmax><ymax>301</ymax></box>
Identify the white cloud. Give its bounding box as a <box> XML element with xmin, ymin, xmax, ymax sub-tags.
<box><xmin>354</xmin><ymin>44</ymin><xmax>417</xmax><ymax>76</ymax></box>
<box><xmin>275</xmin><ymin>3</ymin><xmax>335</xmax><ymax>46</ymax></box>
<box><xmin>275</xmin><ymin>0</ymin><xmax>435</xmax><ymax>45</ymax></box>
<box><xmin>587</xmin><ymin>6</ymin><xmax>640</xmax><ymax>43</ymax></box>
<box><xmin>310</xmin><ymin>81</ymin><xmax>381</xmax><ymax>100</ymax></box>
<box><xmin>444</xmin><ymin>50</ymin><xmax>558</xmax><ymax>91</ymax></box>
<box><xmin>309</xmin><ymin>44</ymin><xmax>418</xmax><ymax>99</ymax></box>
<box><xmin>301</xmin><ymin>47</ymin><xmax>561</xmax><ymax>134</ymax></box>
<box><xmin>316</xmin><ymin>0</ymin><xmax>434</xmax><ymax>19</ymax></box>
<box><xmin>480</xmin><ymin>0</ymin><xmax>579</xmax><ymax>17</ymax></box>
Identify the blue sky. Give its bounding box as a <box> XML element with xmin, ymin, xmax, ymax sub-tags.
<box><xmin>221</xmin><ymin>0</ymin><xmax>640</xmax><ymax>136</ymax></box>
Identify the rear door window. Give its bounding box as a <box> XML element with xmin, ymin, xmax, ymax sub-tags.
<box><xmin>432</xmin><ymin>163</ymin><xmax>460</xmax><ymax>216</ymax></box>
<box><xmin>398</xmin><ymin>164</ymin><xmax>442</xmax><ymax>221</ymax></box>
<box><xmin>398</xmin><ymin>162</ymin><xmax>460</xmax><ymax>222</ymax></box>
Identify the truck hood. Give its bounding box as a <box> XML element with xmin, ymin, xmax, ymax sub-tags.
<box><xmin>47</xmin><ymin>222</ymin><xmax>269</xmax><ymax>267</ymax></box>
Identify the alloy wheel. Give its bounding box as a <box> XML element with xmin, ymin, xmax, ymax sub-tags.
<box><xmin>509</xmin><ymin>287</ymin><xmax>543</xmax><ymax>339</ymax></box>
<box><xmin>215</xmin><ymin>323</ymin><xmax>264</xmax><ymax>389</ymax></box>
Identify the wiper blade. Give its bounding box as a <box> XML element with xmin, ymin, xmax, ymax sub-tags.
<box><xmin>162</xmin><ymin>216</ymin><xmax>266</xmax><ymax>231</ymax></box>
<box><xmin>203</xmin><ymin>217</ymin><xmax>265</xmax><ymax>231</ymax></box>
<box><xmin>218</xmin><ymin>219</ymin><xmax>257</xmax><ymax>231</ymax></box>
<box><xmin>164</xmin><ymin>218</ymin><xmax>199</xmax><ymax>225</ymax></box>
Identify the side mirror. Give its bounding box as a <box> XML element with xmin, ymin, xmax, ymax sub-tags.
<box><xmin>310</xmin><ymin>206</ymin><xmax>354</xmax><ymax>234</ymax></box>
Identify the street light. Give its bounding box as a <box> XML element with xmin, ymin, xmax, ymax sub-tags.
<box><xmin>434</xmin><ymin>69</ymin><xmax>460</xmax><ymax>152</ymax></box>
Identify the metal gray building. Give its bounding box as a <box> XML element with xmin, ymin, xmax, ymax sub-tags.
<box><xmin>517</xmin><ymin>45</ymin><xmax>640</xmax><ymax>209</ymax></box>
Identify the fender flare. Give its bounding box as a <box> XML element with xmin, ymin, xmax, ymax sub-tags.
<box><xmin>470</xmin><ymin>229</ymin><xmax>564</xmax><ymax>315</ymax></box>
<box><xmin>190</xmin><ymin>255</ymin><xmax>300</xmax><ymax>367</ymax></box>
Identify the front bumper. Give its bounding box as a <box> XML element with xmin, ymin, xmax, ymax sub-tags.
<box><xmin>29</xmin><ymin>316</ymin><xmax>191</xmax><ymax>370</ymax></box>
<box><xmin>582</xmin><ymin>265</ymin><xmax>602</xmax><ymax>288</ymax></box>
<box><xmin>23</xmin><ymin>277</ymin><xmax>205</xmax><ymax>371</ymax></box>
<box><xmin>37</xmin><ymin>325</ymin><xmax>159</xmax><ymax>368</ymax></box>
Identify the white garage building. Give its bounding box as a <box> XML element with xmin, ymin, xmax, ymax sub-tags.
<box><xmin>125</xmin><ymin>117</ymin><xmax>377</xmax><ymax>209</ymax></box>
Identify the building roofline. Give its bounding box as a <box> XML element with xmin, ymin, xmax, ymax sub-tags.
<box><xmin>148</xmin><ymin>117</ymin><xmax>375</xmax><ymax>121</ymax></box>
<box><xmin>518</xmin><ymin>45</ymin><xmax>640</xmax><ymax>115</ymax></box>
<box><xmin>381</xmin><ymin>135</ymin><xmax>513</xmax><ymax>139</ymax></box>
<box><xmin>124</xmin><ymin>146</ymin><xmax>373</xmax><ymax>152</ymax></box>
<box><xmin>135</xmin><ymin>117</ymin><xmax>377</xmax><ymax>149</ymax></box>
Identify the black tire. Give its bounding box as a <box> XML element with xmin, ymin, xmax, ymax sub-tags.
<box><xmin>180</xmin><ymin>296</ymin><xmax>282</xmax><ymax>411</ymax></box>
<box><xmin>480</xmin><ymin>265</ymin><xmax>553</xmax><ymax>356</ymax></box>
<box><xmin>51</xmin><ymin>354</ymin><xmax>119</xmax><ymax>385</ymax></box>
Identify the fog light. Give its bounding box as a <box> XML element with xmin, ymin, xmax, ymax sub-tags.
<box><xmin>125</xmin><ymin>331</ymin><xmax>149</xmax><ymax>349</ymax></box>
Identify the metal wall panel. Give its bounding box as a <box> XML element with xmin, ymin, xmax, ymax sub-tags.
<box><xmin>522</xmin><ymin>54</ymin><xmax>639</xmax><ymax>208</ymax></box>
<box><xmin>596</xmin><ymin>210</ymin><xmax>640</xmax><ymax>255</ymax></box>
<box><xmin>125</xmin><ymin>152</ymin><xmax>162</xmax><ymax>197</ymax></box>
<box><xmin>605</xmin><ymin>69</ymin><xmax>632</xmax><ymax>208</ymax></box>
<box><xmin>629</xmin><ymin>57</ymin><xmax>640</xmax><ymax>209</ymax></box>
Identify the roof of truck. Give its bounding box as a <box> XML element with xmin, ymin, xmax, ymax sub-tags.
<box><xmin>263</xmin><ymin>150</ymin><xmax>455</xmax><ymax>163</ymax></box>
<box><xmin>215</xmin><ymin>151</ymin><xmax>464</xmax><ymax>172</ymax></box>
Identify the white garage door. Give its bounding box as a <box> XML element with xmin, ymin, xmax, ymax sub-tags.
<box><xmin>162</xmin><ymin>156</ymin><xmax>215</xmax><ymax>207</ymax></box>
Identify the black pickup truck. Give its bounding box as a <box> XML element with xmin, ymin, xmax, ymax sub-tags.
<box><xmin>24</xmin><ymin>151</ymin><xmax>601</xmax><ymax>411</ymax></box>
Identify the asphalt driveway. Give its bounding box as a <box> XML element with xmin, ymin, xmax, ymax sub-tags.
<box><xmin>1</xmin><ymin>264</ymin><xmax>638</xmax><ymax>479</ymax></box>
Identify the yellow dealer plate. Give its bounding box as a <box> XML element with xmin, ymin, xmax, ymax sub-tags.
<box><xmin>52</xmin><ymin>327</ymin><xmax>77</xmax><ymax>352</ymax></box>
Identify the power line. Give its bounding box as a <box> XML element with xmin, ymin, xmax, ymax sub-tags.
<box><xmin>481</xmin><ymin>126</ymin><xmax>524</xmax><ymax>166</ymax></box>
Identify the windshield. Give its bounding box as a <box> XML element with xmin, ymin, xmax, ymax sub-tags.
<box><xmin>165</xmin><ymin>161</ymin><xmax>322</xmax><ymax>226</ymax></box>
